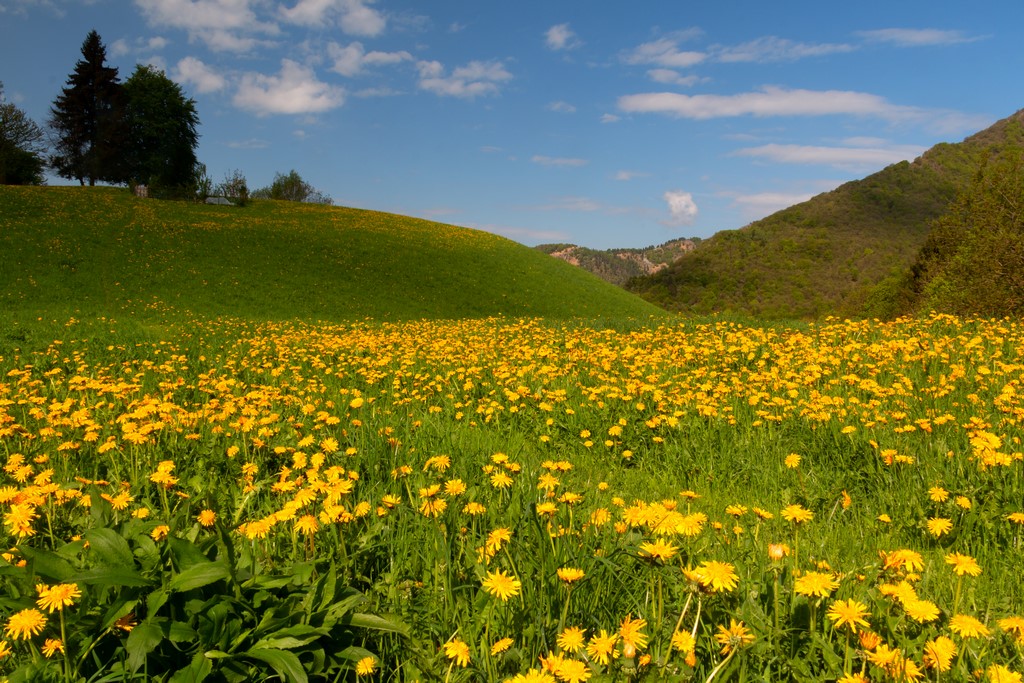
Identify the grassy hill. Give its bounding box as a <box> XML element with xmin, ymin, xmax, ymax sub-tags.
<box><xmin>627</xmin><ymin>109</ymin><xmax>1024</xmax><ymax>319</ymax></box>
<box><xmin>535</xmin><ymin>238</ymin><xmax>697</xmax><ymax>286</ymax></box>
<box><xmin>0</xmin><ymin>187</ymin><xmax>665</xmax><ymax>325</ymax></box>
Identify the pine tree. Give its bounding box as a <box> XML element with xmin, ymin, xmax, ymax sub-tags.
<box><xmin>48</xmin><ymin>30</ymin><xmax>126</xmax><ymax>186</ymax></box>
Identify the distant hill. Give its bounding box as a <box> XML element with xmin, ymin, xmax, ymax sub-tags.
<box><xmin>535</xmin><ymin>238</ymin><xmax>698</xmax><ymax>286</ymax></box>
<box><xmin>0</xmin><ymin>187</ymin><xmax>666</xmax><ymax>324</ymax></box>
<box><xmin>626</xmin><ymin>109</ymin><xmax>1024</xmax><ymax>319</ymax></box>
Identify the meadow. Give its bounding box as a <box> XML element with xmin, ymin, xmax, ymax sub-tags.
<box><xmin>1</xmin><ymin>311</ymin><xmax>1022</xmax><ymax>682</ymax></box>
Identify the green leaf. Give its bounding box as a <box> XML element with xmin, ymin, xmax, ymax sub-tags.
<box><xmin>126</xmin><ymin>620</ymin><xmax>163</xmax><ymax>672</ymax></box>
<box><xmin>168</xmin><ymin>561</ymin><xmax>230</xmax><ymax>592</ymax></box>
<box><xmin>76</xmin><ymin>566</ymin><xmax>153</xmax><ymax>587</ymax></box>
<box><xmin>100</xmin><ymin>598</ymin><xmax>139</xmax><ymax>632</ymax></box>
<box><xmin>84</xmin><ymin>527</ymin><xmax>134</xmax><ymax>566</ymax></box>
<box><xmin>147</xmin><ymin>587</ymin><xmax>169</xmax><ymax>616</ymax></box>
<box><xmin>169</xmin><ymin>536</ymin><xmax>212</xmax><ymax>570</ymax></box>
<box><xmin>345</xmin><ymin>612</ymin><xmax>409</xmax><ymax>636</ymax></box>
<box><xmin>19</xmin><ymin>545</ymin><xmax>76</xmax><ymax>582</ymax></box>
<box><xmin>243</xmin><ymin>648</ymin><xmax>308</xmax><ymax>683</ymax></box>
<box><xmin>163</xmin><ymin>620</ymin><xmax>198</xmax><ymax>643</ymax></box>
<box><xmin>251</xmin><ymin>624</ymin><xmax>326</xmax><ymax>651</ymax></box>
<box><xmin>168</xmin><ymin>651</ymin><xmax>213</xmax><ymax>683</ymax></box>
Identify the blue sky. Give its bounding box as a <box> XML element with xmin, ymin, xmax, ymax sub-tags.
<box><xmin>2</xmin><ymin>0</ymin><xmax>1022</xmax><ymax>249</ymax></box>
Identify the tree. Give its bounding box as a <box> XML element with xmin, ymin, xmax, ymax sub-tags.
<box><xmin>0</xmin><ymin>82</ymin><xmax>46</xmax><ymax>185</ymax></box>
<box><xmin>48</xmin><ymin>30</ymin><xmax>125</xmax><ymax>185</ymax></box>
<box><xmin>216</xmin><ymin>169</ymin><xmax>249</xmax><ymax>206</ymax></box>
<box><xmin>121</xmin><ymin>64</ymin><xmax>200</xmax><ymax>191</ymax></box>
<box><xmin>252</xmin><ymin>170</ymin><xmax>333</xmax><ymax>204</ymax></box>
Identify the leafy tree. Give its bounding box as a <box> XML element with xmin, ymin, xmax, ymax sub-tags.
<box><xmin>0</xmin><ymin>82</ymin><xmax>47</xmax><ymax>185</ymax></box>
<box><xmin>252</xmin><ymin>169</ymin><xmax>333</xmax><ymax>204</ymax></box>
<box><xmin>121</xmin><ymin>64</ymin><xmax>200</xmax><ymax>191</ymax></box>
<box><xmin>216</xmin><ymin>169</ymin><xmax>249</xmax><ymax>206</ymax></box>
<box><xmin>48</xmin><ymin>30</ymin><xmax>125</xmax><ymax>185</ymax></box>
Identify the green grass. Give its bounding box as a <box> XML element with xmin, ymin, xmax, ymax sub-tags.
<box><xmin>0</xmin><ymin>186</ymin><xmax>665</xmax><ymax>326</ymax></box>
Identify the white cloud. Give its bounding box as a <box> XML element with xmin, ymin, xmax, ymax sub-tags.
<box><xmin>328</xmin><ymin>41</ymin><xmax>411</xmax><ymax>77</ymax></box>
<box><xmin>416</xmin><ymin>59</ymin><xmax>511</xmax><ymax>98</ymax></box>
<box><xmin>545</xmin><ymin>23</ymin><xmax>581</xmax><ymax>51</ymax></box>
<box><xmin>618</xmin><ymin>86</ymin><xmax>920</xmax><ymax>120</ymax></box>
<box><xmin>532</xmin><ymin>155</ymin><xmax>588</xmax><ymax>167</ymax></box>
<box><xmin>646</xmin><ymin>69</ymin><xmax>702</xmax><ymax>87</ymax></box>
<box><xmin>226</xmin><ymin>138</ymin><xmax>269</xmax><ymax>148</ymax></box>
<box><xmin>733</xmin><ymin>142</ymin><xmax>926</xmax><ymax>169</ymax></box>
<box><xmin>353</xmin><ymin>86</ymin><xmax>401</xmax><ymax>97</ymax></box>
<box><xmin>614</xmin><ymin>170</ymin><xmax>647</xmax><ymax>181</ymax></box>
<box><xmin>111</xmin><ymin>35</ymin><xmax>170</xmax><ymax>57</ymax></box>
<box><xmin>278</xmin><ymin>0</ymin><xmax>386</xmax><ymax>35</ymax></box>
<box><xmin>714</xmin><ymin>36</ymin><xmax>855</xmax><ymax>63</ymax></box>
<box><xmin>134</xmin><ymin>0</ymin><xmax>279</xmax><ymax>51</ymax></box>
<box><xmin>546</xmin><ymin>100</ymin><xmax>576</xmax><ymax>113</ymax></box>
<box><xmin>623</xmin><ymin>37</ymin><xmax>706</xmax><ymax>68</ymax></box>
<box><xmin>600</xmin><ymin>113</ymin><xmax>620</xmax><ymax>123</ymax></box>
<box><xmin>234</xmin><ymin>59</ymin><xmax>344</xmax><ymax>115</ymax></box>
<box><xmin>725</xmin><ymin>191</ymin><xmax>817</xmax><ymax>219</ymax></box>
<box><xmin>857</xmin><ymin>28</ymin><xmax>979</xmax><ymax>47</ymax></box>
<box><xmin>174</xmin><ymin>56</ymin><xmax>227</xmax><ymax>93</ymax></box>
<box><xmin>663</xmin><ymin>190</ymin><xmax>698</xmax><ymax>226</ymax></box>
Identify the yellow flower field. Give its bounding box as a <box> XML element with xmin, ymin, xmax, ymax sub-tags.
<box><xmin>0</xmin><ymin>313</ymin><xmax>1022</xmax><ymax>681</ymax></box>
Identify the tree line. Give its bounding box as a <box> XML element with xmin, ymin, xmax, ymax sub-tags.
<box><xmin>1</xmin><ymin>29</ymin><xmax>331</xmax><ymax>204</ymax></box>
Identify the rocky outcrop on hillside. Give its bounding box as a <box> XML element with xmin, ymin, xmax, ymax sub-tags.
<box><xmin>537</xmin><ymin>238</ymin><xmax>696</xmax><ymax>286</ymax></box>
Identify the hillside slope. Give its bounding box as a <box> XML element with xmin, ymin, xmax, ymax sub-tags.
<box><xmin>535</xmin><ymin>238</ymin><xmax>697</xmax><ymax>286</ymax></box>
<box><xmin>0</xmin><ymin>187</ymin><xmax>665</xmax><ymax>323</ymax></box>
<box><xmin>627</xmin><ymin>109</ymin><xmax>1024</xmax><ymax>319</ymax></box>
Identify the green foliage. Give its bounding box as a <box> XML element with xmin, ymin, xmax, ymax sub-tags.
<box><xmin>251</xmin><ymin>170</ymin><xmax>332</xmax><ymax>205</ymax></box>
<box><xmin>215</xmin><ymin>169</ymin><xmax>249</xmax><ymax>206</ymax></box>
<box><xmin>628</xmin><ymin>109</ymin><xmax>1024</xmax><ymax>320</ymax></box>
<box><xmin>48</xmin><ymin>30</ymin><xmax>126</xmax><ymax>186</ymax></box>
<box><xmin>0</xmin><ymin>186</ymin><xmax>665</xmax><ymax>323</ymax></box>
<box><xmin>535</xmin><ymin>238</ymin><xmax>696</xmax><ymax>286</ymax></box>
<box><xmin>0</xmin><ymin>82</ymin><xmax>47</xmax><ymax>185</ymax></box>
<box><xmin>907</xmin><ymin>148</ymin><xmax>1024</xmax><ymax>317</ymax></box>
<box><xmin>121</xmin><ymin>65</ymin><xmax>200</xmax><ymax>192</ymax></box>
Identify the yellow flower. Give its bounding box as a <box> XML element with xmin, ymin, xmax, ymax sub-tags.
<box><xmin>988</xmin><ymin>665</ymin><xmax>1024</xmax><ymax>683</ymax></box>
<box><xmin>945</xmin><ymin>552</ymin><xmax>982</xmax><ymax>577</ymax></box>
<box><xmin>714</xmin><ymin>619</ymin><xmax>755</xmax><ymax>654</ymax></box>
<box><xmin>671</xmin><ymin>630</ymin><xmax>695</xmax><ymax>653</ymax></box>
<box><xmin>785</xmin><ymin>453</ymin><xmax>801</xmax><ymax>468</ymax></box>
<box><xmin>928</xmin><ymin>486</ymin><xmax>949</xmax><ymax>502</ymax></box>
<box><xmin>553</xmin><ymin>658</ymin><xmax>591</xmax><ymax>683</ymax></box>
<box><xmin>585</xmin><ymin>629</ymin><xmax>619</xmax><ymax>666</ymax></box>
<box><xmin>481</xmin><ymin>569</ymin><xmax>522</xmax><ymax>601</ymax></box>
<box><xmin>827</xmin><ymin>598</ymin><xmax>870</xmax><ymax>632</ymax></box>
<box><xmin>926</xmin><ymin>517</ymin><xmax>953</xmax><ymax>538</ymax></box>
<box><xmin>490</xmin><ymin>637</ymin><xmax>514</xmax><ymax>655</ymax></box>
<box><xmin>767</xmin><ymin>543</ymin><xmax>790</xmax><ymax>561</ymax></box>
<box><xmin>618</xmin><ymin>614</ymin><xmax>648</xmax><ymax>651</ymax></box>
<box><xmin>36</xmin><ymin>583</ymin><xmax>81</xmax><ymax>612</ymax></box>
<box><xmin>794</xmin><ymin>571</ymin><xmax>839</xmax><ymax>598</ymax></box>
<box><xmin>197</xmin><ymin>509</ymin><xmax>217</xmax><ymax>527</ymax></box>
<box><xmin>294</xmin><ymin>514</ymin><xmax>319</xmax><ymax>535</ymax></box>
<box><xmin>694</xmin><ymin>560</ymin><xmax>739</xmax><ymax>593</ymax></box>
<box><xmin>556</xmin><ymin>567</ymin><xmax>585</xmax><ymax>584</ymax></box>
<box><xmin>923</xmin><ymin>635</ymin><xmax>955</xmax><ymax>672</ymax></box>
<box><xmin>557</xmin><ymin>626</ymin><xmax>586</xmax><ymax>653</ymax></box>
<box><xmin>4</xmin><ymin>608</ymin><xmax>47</xmax><ymax>640</ymax></box>
<box><xmin>41</xmin><ymin>638</ymin><xmax>64</xmax><ymax>657</ymax></box>
<box><xmin>638</xmin><ymin>539</ymin><xmax>678</xmax><ymax>562</ymax></box>
<box><xmin>781</xmin><ymin>504</ymin><xmax>813</xmax><ymax>524</ymax></box>
<box><xmin>150</xmin><ymin>525</ymin><xmax>170</xmax><ymax>541</ymax></box>
<box><xmin>442</xmin><ymin>638</ymin><xmax>470</xmax><ymax>667</ymax></box>
<box><xmin>0</xmin><ymin>639</ymin><xmax>11</xmax><ymax>659</ymax></box>
<box><xmin>949</xmin><ymin>614</ymin><xmax>991</xmax><ymax>639</ymax></box>
<box><xmin>355</xmin><ymin>655</ymin><xmax>377</xmax><ymax>676</ymax></box>
<box><xmin>904</xmin><ymin>599</ymin><xmax>940</xmax><ymax>623</ymax></box>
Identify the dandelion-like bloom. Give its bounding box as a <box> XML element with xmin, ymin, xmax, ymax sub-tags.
<box><xmin>639</xmin><ymin>539</ymin><xmax>678</xmax><ymax>562</ymax></box>
<box><xmin>694</xmin><ymin>560</ymin><xmax>739</xmax><ymax>593</ymax></box>
<box><xmin>442</xmin><ymin>639</ymin><xmax>470</xmax><ymax>667</ymax></box>
<box><xmin>553</xmin><ymin>658</ymin><xmax>591</xmax><ymax>683</ymax></box>
<box><xmin>556</xmin><ymin>567</ymin><xmax>585</xmax><ymax>584</ymax></box>
<box><xmin>988</xmin><ymin>665</ymin><xmax>1024</xmax><ymax>683</ymax></box>
<box><xmin>904</xmin><ymin>599</ymin><xmax>941</xmax><ymax>624</ymax></box>
<box><xmin>150</xmin><ymin>525</ymin><xmax>170</xmax><ymax>541</ymax></box>
<box><xmin>585</xmin><ymin>629</ymin><xmax>619</xmax><ymax>666</ymax></box>
<box><xmin>481</xmin><ymin>569</ymin><xmax>522</xmax><ymax>601</ymax></box>
<box><xmin>999</xmin><ymin>616</ymin><xmax>1024</xmax><ymax>644</ymax></box>
<box><xmin>794</xmin><ymin>571</ymin><xmax>839</xmax><ymax>598</ymax></box>
<box><xmin>945</xmin><ymin>552</ymin><xmax>982</xmax><ymax>577</ymax></box>
<box><xmin>197</xmin><ymin>509</ymin><xmax>217</xmax><ymax>527</ymax></box>
<box><xmin>444</xmin><ymin>479</ymin><xmax>467</xmax><ymax>497</ymax></box>
<box><xmin>355</xmin><ymin>655</ymin><xmax>377</xmax><ymax>676</ymax></box>
<box><xmin>927</xmin><ymin>517</ymin><xmax>953</xmax><ymax>538</ymax></box>
<box><xmin>36</xmin><ymin>583</ymin><xmax>81</xmax><ymax>612</ymax></box>
<box><xmin>928</xmin><ymin>486</ymin><xmax>949</xmax><ymax>502</ymax></box>
<box><xmin>827</xmin><ymin>598</ymin><xmax>871</xmax><ymax>632</ymax></box>
<box><xmin>714</xmin><ymin>619</ymin><xmax>755</xmax><ymax>655</ymax></box>
<box><xmin>618</xmin><ymin>614</ymin><xmax>648</xmax><ymax>651</ymax></box>
<box><xmin>781</xmin><ymin>504</ymin><xmax>813</xmax><ymax>524</ymax></box>
<box><xmin>785</xmin><ymin>454</ymin><xmax>801</xmax><ymax>468</ymax></box>
<box><xmin>858</xmin><ymin>630</ymin><xmax>881</xmax><ymax>651</ymax></box>
<box><xmin>508</xmin><ymin>668</ymin><xmax>557</xmax><ymax>683</ymax></box>
<box><xmin>671</xmin><ymin>629</ymin><xmax>696</xmax><ymax>654</ymax></box>
<box><xmin>490</xmin><ymin>472</ymin><xmax>514</xmax><ymax>489</ymax></box>
<box><xmin>950</xmin><ymin>614</ymin><xmax>991</xmax><ymax>639</ymax></box>
<box><xmin>1007</xmin><ymin>512</ymin><xmax>1024</xmax><ymax>525</ymax></box>
<box><xmin>923</xmin><ymin>635</ymin><xmax>955</xmax><ymax>672</ymax></box>
<box><xmin>41</xmin><ymin>638</ymin><xmax>64</xmax><ymax>657</ymax></box>
<box><xmin>837</xmin><ymin>674</ymin><xmax>869</xmax><ymax>683</ymax></box>
<box><xmin>4</xmin><ymin>608</ymin><xmax>46</xmax><ymax>640</ymax></box>
<box><xmin>491</xmin><ymin>637</ymin><xmax>513</xmax><ymax>655</ymax></box>
<box><xmin>557</xmin><ymin>626</ymin><xmax>586</xmax><ymax>653</ymax></box>
<box><xmin>767</xmin><ymin>543</ymin><xmax>790</xmax><ymax>561</ymax></box>
<box><xmin>294</xmin><ymin>514</ymin><xmax>319</xmax><ymax>535</ymax></box>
